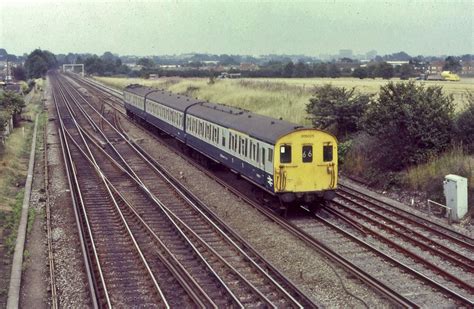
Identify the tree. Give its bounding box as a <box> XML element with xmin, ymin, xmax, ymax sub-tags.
<box><xmin>137</xmin><ymin>57</ymin><xmax>155</xmax><ymax>69</ymax></box>
<box><xmin>25</xmin><ymin>55</ymin><xmax>48</xmax><ymax>78</ymax></box>
<box><xmin>293</xmin><ymin>61</ymin><xmax>308</xmax><ymax>77</ymax></box>
<box><xmin>363</xmin><ymin>81</ymin><xmax>454</xmax><ymax>170</ymax></box>
<box><xmin>352</xmin><ymin>67</ymin><xmax>368</xmax><ymax>79</ymax></box>
<box><xmin>0</xmin><ymin>91</ymin><xmax>26</xmax><ymax>126</ymax></box>
<box><xmin>84</xmin><ymin>55</ymin><xmax>105</xmax><ymax>75</ymax></box>
<box><xmin>282</xmin><ymin>61</ymin><xmax>294</xmax><ymax>78</ymax></box>
<box><xmin>365</xmin><ymin>64</ymin><xmax>377</xmax><ymax>78</ymax></box>
<box><xmin>455</xmin><ymin>91</ymin><xmax>474</xmax><ymax>152</ymax></box>
<box><xmin>375</xmin><ymin>62</ymin><xmax>394</xmax><ymax>79</ymax></box>
<box><xmin>327</xmin><ymin>63</ymin><xmax>340</xmax><ymax>78</ymax></box>
<box><xmin>399</xmin><ymin>63</ymin><xmax>413</xmax><ymax>80</ymax></box>
<box><xmin>101</xmin><ymin>51</ymin><xmax>116</xmax><ymax>62</ymax></box>
<box><xmin>24</xmin><ymin>49</ymin><xmax>57</xmax><ymax>78</ymax></box>
<box><xmin>306</xmin><ymin>84</ymin><xmax>370</xmax><ymax>138</ymax></box>
<box><xmin>312</xmin><ymin>63</ymin><xmax>327</xmax><ymax>77</ymax></box>
<box><xmin>443</xmin><ymin>56</ymin><xmax>461</xmax><ymax>72</ymax></box>
<box><xmin>218</xmin><ymin>54</ymin><xmax>238</xmax><ymax>66</ymax></box>
<box><xmin>12</xmin><ymin>65</ymin><xmax>27</xmax><ymax>81</ymax></box>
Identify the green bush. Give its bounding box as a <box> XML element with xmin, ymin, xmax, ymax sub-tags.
<box><xmin>306</xmin><ymin>84</ymin><xmax>370</xmax><ymax>139</ymax></box>
<box><xmin>363</xmin><ymin>81</ymin><xmax>454</xmax><ymax>171</ymax></box>
<box><xmin>455</xmin><ymin>91</ymin><xmax>474</xmax><ymax>152</ymax></box>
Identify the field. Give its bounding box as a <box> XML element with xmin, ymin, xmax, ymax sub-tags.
<box><xmin>95</xmin><ymin>76</ymin><xmax>474</xmax><ymax>125</ymax></box>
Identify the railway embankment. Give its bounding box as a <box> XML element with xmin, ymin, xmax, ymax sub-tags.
<box><xmin>0</xmin><ymin>88</ymin><xmax>40</xmax><ymax>307</ymax></box>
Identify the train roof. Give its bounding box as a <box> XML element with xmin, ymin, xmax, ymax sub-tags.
<box><xmin>189</xmin><ymin>102</ymin><xmax>302</xmax><ymax>143</ymax></box>
<box><xmin>124</xmin><ymin>84</ymin><xmax>202</xmax><ymax>112</ymax></box>
<box><xmin>124</xmin><ymin>84</ymin><xmax>303</xmax><ymax>144</ymax></box>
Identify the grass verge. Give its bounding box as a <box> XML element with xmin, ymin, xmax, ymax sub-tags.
<box><xmin>404</xmin><ymin>147</ymin><xmax>474</xmax><ymax>206</ymax></box>
<box><xmin>0</xmin><ymin>84</ymin><xmax>44</xmax><ymax>255</ymax></box>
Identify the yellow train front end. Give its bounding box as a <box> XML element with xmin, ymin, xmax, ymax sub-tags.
<box><xmin>273</xmin><ymin>129</ymin><xmax>338</xmax><ymax>204</ymax></box>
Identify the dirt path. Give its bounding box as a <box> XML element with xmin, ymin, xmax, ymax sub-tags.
<box><xmin>19</xmin><ymin>116</ymin><xmax>48</xmax><ymax>308</ymax></box>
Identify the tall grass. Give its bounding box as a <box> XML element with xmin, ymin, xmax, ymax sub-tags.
<box><xmin>96</xmin><ymin>76</ymin><xmax>474</xmax><ymax>122</ymax></box>
<box><xmin>96</xmin><ymin>77</ymin><xmax>314</xmax><ymax>124</ymax></box>
<box><xmin>404</xmin><ymin>146</ymin><xmax>474</xmax><ymax>204</ymax></box>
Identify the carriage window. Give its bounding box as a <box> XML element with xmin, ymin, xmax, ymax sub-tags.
<box><xmin>222</xmin><ymin>136</ymin><xmax>226</xmax><ymax>147</ymax></box>
<box><xmin>302</xmin><ymin>145</ymin><xmax>313</xmax><ymax>163</ymax></box>
<box><xmin>323</xmin><ymin>145</ymin><xmax>333</xmax><ymax>162</ymax></box>
<box><xmin>234</xmin><ymin>135</ymin><xmax>238</xmax><ymax>151</ymax></box>
<box><xmin>268</xmin><ymin>148</ymin><xmax>273</xmax><ymax>163</ymax></box>
<box><xmin>280</xmin><ymin>145</ymin><xmax>292</xmax><ymax>163</ymax></box>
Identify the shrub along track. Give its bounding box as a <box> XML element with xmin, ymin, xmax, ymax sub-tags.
<box><xmin>54</xmin><ymin>73</ymin><xmax>314</xmax><ymax>307</ymax></box>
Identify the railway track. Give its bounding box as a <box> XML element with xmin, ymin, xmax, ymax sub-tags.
<box><xmin>53</xmin><ymin>75</ymin><xmax>174</xmax><ymax>307</ymax></box>
<box><xmin>53</xmin><ymin>73</ymin><xmax>314</xmax><ymax>307</ymax></box>
<box><xmin>323</xmin><ymin>185</ymin><xmax>474</xmax><ymax>305</ymax></box>
<box><xmin>66</xmin><ymin>74</ymin><xmax>474</xmax><ymax>307</ymax></box>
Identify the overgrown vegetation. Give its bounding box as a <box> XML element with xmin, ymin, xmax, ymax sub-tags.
<box><xmin>24</xmin><ymin>49</ymin><xmax>57</xmax><ymax>79</ymax></box>
<box><xmin>306</xmin><ymin>85</ymin><xmax>370</xmax><ymax>138</ymax></box>
<box><xmin>0</xmin><ymin>86</ymin><xmax>43</xmax><ymax>256</ymax></box>
<box><xmin>363</xmin><ymin>82</ymin><xmax>454</xmax><ymax>170</ymax></box>
<box><xmin>454</xmin><ymin>91</ymin><xmax>474</xmax><ymax>152</ymax></box>
<box><xmin>405</xmin><ymin>147</ymin><xmax>473</xmax><ymax>205</ymax></box>
<box><xmin>307</xmin><ymin>82</ymin><xmax>473</xmax><ymax>208</ymax></box>
<box><xmin>0</xmin><ymin>91</ymin><xmax>26</xmax><ymax>128</ymax></box>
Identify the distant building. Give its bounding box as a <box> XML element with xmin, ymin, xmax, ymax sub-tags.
<box><xmin>239</xmin><ymin>63</ymin><xmax>259</xmax><ymax>71</ymax></box>
<box><xmin>201</xmin><ymin>61</ymin><xmax>219</xmax><ymax>65</ymax></box>
<box><xmin>159</xmin><ymin>64</ymin><xmax>181</xmax><ymax>69</ymax></box>
<box><xmin>386</xmin><ymin>60</ymin><xmax>409</xmax><ymax>67</ymax></box>
<box><xmin>461</xmin><ymin>61</ymin><xmax>474</xmax><ymax>76</ymax></box>
<box><xmin>429</xmin><ymin>61</ymin><xmax>444</xmax><ymax>74</ymax></box>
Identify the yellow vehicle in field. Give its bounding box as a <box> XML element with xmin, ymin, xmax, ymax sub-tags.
<box><xmin>440</xmin><ymin>71</ymin><xmax>461</xmax><ymax>81</ymax></box>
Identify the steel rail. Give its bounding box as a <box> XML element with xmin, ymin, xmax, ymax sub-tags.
<box><xmin>331</xmin><ymin>196</ymin><xmax>474</xmax><ymax>270</ymax></box>
<box><xmin>52</xmin><ymin>83</ymin><xmax>100</xmax><ymax>309</ymax></box>
<box><xmin>320</xmin><ymin>205</ymin><xmax>474</xmax><ymax>304</ymax></box>
<box><xmin>67</xmin><ymin>124</ymin><xmax>228</xmax><ymax>308</ymax></box>
<box><xmin>337</xmin><ymin>184</ymin><xmax>474</xmax><ymax>248</ymax></box>
<box><xmin>43</xmin><ymin>107</ymin><xmax>58</xmax><ymax>309</ymax></box>
<box><xmin>53</xmin><ymin>75</ymin><xmax>170</xmax><ymax>308</ymax></box>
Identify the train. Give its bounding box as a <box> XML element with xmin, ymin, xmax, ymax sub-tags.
<box><xmin>123</xmin><ymin>84</ymin><xmax>338</xmax><ymax>209</ymax></box>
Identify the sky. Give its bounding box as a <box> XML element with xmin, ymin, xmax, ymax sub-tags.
<box><xmin>1</xmin><ymin>0</ymin><xmax>473</xmax><ymax>57</ymax></box>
